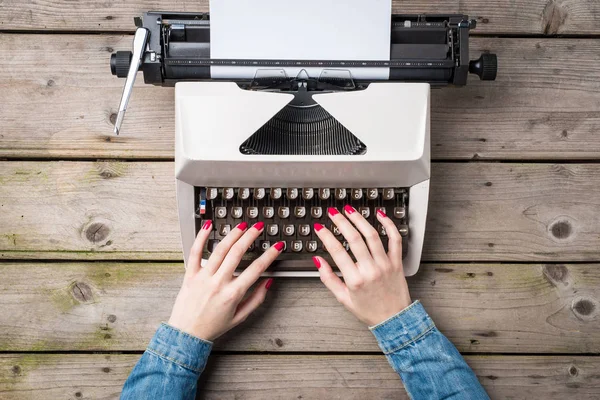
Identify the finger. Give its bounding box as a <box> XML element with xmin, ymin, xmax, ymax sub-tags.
<box><xmin>342</xmin><ymin>205</ymin><xmax>388</xmax><ymax>266</ymax></box>
<box><xmin>235</xmin><ymin>241</ymin><xmax>284</xmax><ymax>291</ymax></box>
<box><xmin>204</xmin><ymin>221</ymin><xmax>249</xmax><ymax>274</ymax></box>
<box><xmin>187</xmin><ymin>220</ymin><xmax>213</xmax><ymax>276</ymax></box>
<box><xmin>216</xmin><ymin>221</ymin><xmax>265</xmax><ymax>278</ymax></box>
<box><xmin>314</xmin><ymin>222</ymin><xmax>359</xmax><ymax>281</ymax></box>
<box><xmin>376</xmin><ymin>209</ymin><xmax>403</xmax><ymax>269</ymax></box>
<box><xmin>231</xmin><ymin>278</ymin><xmax>272</xmax><ymax>326</ymax></box>
<box><xmin>312</xmin><ymin>256</ymin><xmax>350</xmax><ymax>305</ymax></box>
<box><xmin>327</xmin><ymin>207</ymin><xmax>373</xmax><ymax>268</ymax></box>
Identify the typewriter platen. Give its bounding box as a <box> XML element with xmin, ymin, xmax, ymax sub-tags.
<box><xmin>110</xmin><ymin>11</ymin><xmax>497</xmax><ymax>276</ymax></box>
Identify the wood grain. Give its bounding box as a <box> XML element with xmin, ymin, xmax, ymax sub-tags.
<box><xmin>1</xmin><ymin>35</ymin><xmax>600</xmax><ymax>160</ymax></box>
<box><xmin>1</xmin><ymin>354</ymin><xmax>599</xmax><ymax>399</ymax></box>
<box><xmin>0</xmin><ymin>262</ymin><xmax>598</xmax><ymax>353</ymax></box>
<box><xmin>2</xmin><ymin>161</ymin><xmax>600</xmax><ymax>262</ymax></box>
<box><xmin>1</xmin><ymin>0</ymin><xmax>599</xmax><ymax>35</ymax></box>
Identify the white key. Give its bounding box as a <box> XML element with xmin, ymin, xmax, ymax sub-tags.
<box><xmin>260</xmin><ymin>240</ymin><xmax>271</xmax><ymax>251</ymax></box>
<box><xmin>283</xmin><ymin>224</ymin><xmax>295</xmax><ymax>236</ymax></box>
<box><xmin>367</xmin><ymin>188</ymin><xmax>378</xmax><ymax>200</ymax></box>
<box><xmin>359</xmin><ymin>207</ymin><xmax>370</xmax><ymax>218</ymax></box>
<box><xmin>292</xmin><ymin>240</ymin><xmax>303</xmax><ymax>252</ymax></box>
<box><xmin>206</xmin><ymin>188</ymin><xmax>218</xmax><ymax>200</ymax></box>
<box><xmin>299</xmin><ymin>224</ymin><xmax>311</xmax><ymax>236</ymax></box>
<box><xmin>394</xmin><ymin>207</ymin><xmax>406</xmax><ymax>219</ymax></box>
<box><xmin>319</xmin><ymin>188</ymin><xmax>330</xmax><ymax>200</ymax></box>
<box><xmin>311</xmin><ymin>207</ymin><xmax>323</xmax><ymax>219</ymax></box>
<box><xmin>398</xmin><ymin>225</ymin><xmax>409</xmax><ymax>237</ymax></box>
<box><xmin>219</xmin><ymin>224</ymin><xmax>231</xmax><ymax>236</ymax></box>
<box><xmin>254</xmin><ymin>188</ymin><xmax>266</xmax><ymax>200</ymax></box>
<box><xmin>223</xmin><ymin>188</ymin><xmax>234</xmax><ymax>200</ymax></box>
<box><xmin>238</xmin><ymin>188</ymin><xmax>250</xmax><ymax>200</ymax></box>
<box><xmin>278</xmin><ymin>207</ymin><xmax>290</xmax><ymax>219</ymax></box>
<box><xmin>232</xmin><ymin>207</ymin><xmax>243</xmax><ymax>219</ymax></box>
<box><xmin>294</xmin><ymin>206</ymin><xmax>306</xmax><ymax>218</ymax></box>
<box><xmin>351</xmin><ymin>188</ymin><xmax>363</xmax><ymax>200</ymax></box>
<box><xmin>306</xmin><ymin>241</ymin><xmax>318</xmax><ymax>252</ymax></box>
<box><xmin>271</xmin><ymin>188</ymin><xmax>282</xmax><ymax>199</ymax></box>
<box><xmin>215</xmin><ymin>207</ymin><xmax>227</xmax><ymax>219</ymax></box>
<box><xmin>383</xmin><ymin>188</ymin><xmax>395</xmax><ymax>200</ymax></box>
<box><xmin>287</xmin><ymin>188</ymin><xmax>299</xmax><ymax>200</ymax></box>
<box><xmin>263</xmin><ymin>207</ymin><xmax>274</xmax><ymax>219</ymax></box>
<box><xmin>335</xmin><ymin>188</ymin><xmax>347</xmax><ymax>200</ymax></box>
<box><xmin>302</xmin><ymin>188</ymin><xmax>314</xmax><ymax>200</ymax></box>
<box><xmin>378</xmin><ymin>225</ymin><xmax>387</xmax><ymax>236</ymax></box>
<box><xmin>267</xmin><ymin>224</ymin><xmax>279</xmax><ymax>236</ymax></box>
<box><xmin>332</xmin><ymin>225</ymin><xmax>341</xmax><ymax>236</ymax></box>
<box><xmin>247</xmin><ymin>207</ymin><xmax>258</xmax><ymax>219</ymax></box>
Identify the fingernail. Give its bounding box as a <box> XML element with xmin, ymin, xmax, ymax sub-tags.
<box><xmin>202</xmin><ymin>220</ymin><xmax>212</xmax><ymax>230</ymax></box>
<box><xmin>343</xmin><ymin>205</ymin><xmax>355</xmax><ymax>214</ymax></box>
<box><xmin>253</xmin><ymin>221</ymin><xmax>264</xmax><ymax>231</ymax></box>
<box><xmin>265</xmin><ymin>278</ymin><xmax>274</xmax><ymax>290</ymax></box>
<box><xmin>328</xmin><ymin>207</ymin><xmax>339</xmax><ymax>216</ymax></box>
<box><xmin>237</xmin><ymin>221</ymin><xmax>248</xmax><ymax>231</ymax></box>
<box><xmin>312</xmin><ymin>256</ymin><xmax>321</xmax><ymax>269</ymax></box>
<box><xmin>274</xmin><ymin>241</ymin><xmax>285</xmax><ymax>251</ymax></box>
<box><xmin>377</xmin><ymin>209</ymin><xmax>387</xmax><ymax>218</ymax></box>
<box><xmin>314</xmin><ymin>223</ymin><xmax>324</xmax><ymax>232</ymax></box>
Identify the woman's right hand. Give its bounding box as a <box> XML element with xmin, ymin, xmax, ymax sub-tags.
<box><xmin>312</xmin><ymin>206</ymin><xmax>413</xmax><ymax>327</ymax></box>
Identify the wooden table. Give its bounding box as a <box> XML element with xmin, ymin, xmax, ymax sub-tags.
<box><xmin>1</xmin><ymin>1</ymin><xmax>599</xmax><ymax>398</ymax></box>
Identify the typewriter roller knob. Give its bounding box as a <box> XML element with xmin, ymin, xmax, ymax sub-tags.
<box><xmin>469</xmin><ymin>53</ymin><xmax>498</xmax><ymax>81</ymax></box>
<box><xmin>110</xmin><ymin>51</ymin><xmax>133</xmax><ymax>78</ymax></box>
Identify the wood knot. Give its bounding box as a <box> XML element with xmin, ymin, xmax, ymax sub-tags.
<box><xmin>102</xmin><ymin>367</ymin><xmax>111</xmax><ymax>373</ymax></box>
<box><xmin>104</xmin><ymin>333</ymin><xmax>112</xmax><ymax>339</ymax></box>
<box><xmin>95</xmin><ymin>161</ymin><xmax>127</xmax><ymax>179</ymax></box>
<box><xmin>561</xmin><ymin>130</ymin><xmax>568</xmax><ymax>138</ymax></box>
<box><xmin>71</xmin><ymin>282</ymin><xmax>93</xmax><ymax>303</ymax></box>
<box><xmin>466</xmin><ymin>272</ymin><xmax>476</xmax><ymax>278</ymax></box>
<box><xmin>484</xmin><ymin>181</ymin><xmax>493</xmax><ymax>187</ymax></box>
<box><xmin>550</xmin><ymin>220</ymin><xmax>572</xmax><ymax>240</ymax></box>
<box><xmin>569</xmin><ymin>365</ymin><xmax>579</xmax><ymax>377</ymax></box>
<box><xmin>542</xmin><ymin>0</ymin><xmax>567</xmax><ymax>35</ymax></box>
<box><xmin>475</xmin><ymin>331</ymin><xmax>497</xmax><ymax>337</ymax></box>
<box><xmin>470</xmin><ymin>339</ymin><xmax>480</xmax><ymax>345</ymax></box>
<box><xmin>75</xmin><ymin>392</ymin><xmax>82</xmax><ymax>398</ymax></box>
<box><xmin>105</xmin><ymin>46</ymin><xmax>114</xmax><ymax>53</ymax></box>
<box><xmin>486</xmin><ymin>375</ymin><xmax>498</xmax><ymax>380</ymax></box>
<box><xmin>481</xmin><ymin>18</ymin><xmax>489</xmax><ymax>24</ymax></box>
<box><xmin>572</xmin><ymin>298</ymin><xmax>596</xmax><ymax>318</ymax></box>
<box><xmin>85</xmin><ymin>222</ymin><xmax>110</xmax><ymax>243</ymax></box>
<box><xmin>109</xmin><ymin>113</ymin><xmax>117</xmax><ymax>125</ymax></box>
<box><xmin>46</xmin><ymin>79</ymin><xmax>55</xmax><ymax>87</ymax></box>
<box><xmin>105</xmin><ymin>15</ymin><xmax>113</xmax><ymax>20</ymax></box>
<box><xmin>107</xmin><ymin>314</ymin><xmax>117</xmax><ymax>323</ymax></box>
<box><xmin>12</xmin><ymin>365</ymin><xmax>21</xmax><ymax>375</ymax></box>
<box><xmin>542</xmin><ymin>264</ymin><xmax>569</xmax><ymax>286</ymax></box>
<box><xmin>274</xmin><ymin>338</ymin><xmax>284</xmax><ymax>347</ymax></box>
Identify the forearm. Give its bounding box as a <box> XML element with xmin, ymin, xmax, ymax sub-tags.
<box><xmin>121</xmin><ymin>323</ymin><xmax>212</xmax><ymax>400</ymax></box>
<box><xmin>370</xmin><ymin>301</ymin><xmax>489</xmax><ymax>400</ymax></box>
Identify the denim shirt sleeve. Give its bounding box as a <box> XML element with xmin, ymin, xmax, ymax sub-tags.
<box><xmin>120</xmin><ymin>323</ymin><xmax>212</xmax><ymax>400</ymax></box>
<box><xmin>370</xmin><ymin>301</ymin><xmax>490</xmax><ymax>400</ymax></box>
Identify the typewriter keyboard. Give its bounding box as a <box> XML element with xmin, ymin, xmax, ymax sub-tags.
<box><xmin>194</xmin><ymin>187</ymin><xmax>409</xmax><ymax>263</ymax></box>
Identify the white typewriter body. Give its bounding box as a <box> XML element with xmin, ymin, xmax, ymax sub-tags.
<box><xmin>175</xmin><ymin>81</ymin><xmax>430</xmax><ymax>276</ymax></box>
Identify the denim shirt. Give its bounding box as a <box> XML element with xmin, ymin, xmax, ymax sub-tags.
<box><xmin>121</xmin><ymin>301</ymin><xmax>489</xmax><ymax>399</ymax></box>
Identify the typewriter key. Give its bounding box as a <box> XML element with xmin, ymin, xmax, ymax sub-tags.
<box><xmin>239</xmin><ymin>188</ymin><xmax>250</xmax><ymax>200</ymax></box>
<box><xmin>299</xmin><ymin>224</ymin><xmax>310</xmax><ymax>236</ymax></box>
<box><xmin>332</xmin><ymin>225</ymin><xmax>341</xmax><ymax>236</ymax></box>
<box><xmin>383</xmin><ymin>188</ymin><xmax>395</xmax><ymax>200</ymax></box>
<box><xmin>263</xmin><ymin>207</ymin><xmax>274</xmax><ymax>219</ymax></box>
<box><xmin>254</xmin><ymin>188</ymin><xmax>265</xmax><ymax>200</ymax></box>
<box><xmin>377</xmin><ymin>225</ymin><xmax>387</xmax><ymax>236</ymax></box>
<box><xmin>206</xmin><ymin>188</ymin><xmax>218</xmax><ymax>200</ymax></box>
<box><xmin>266</xmin><ymin>224</ymin><xmax>279</xmax><ymax>236</ymax></box>
<box><xmin>271</xmin><ymin>188</ymin><xmax>282</xmax><ymax>199</ymax></box>
<box><xmin>247</xmin><ymin>207</ymin><xmax>259</xmax><ymax>219</ymax></box>
<box><xmin>359</xmin><ymin>207</ymin><xmax>370</xmax><ymax>218</ymax></box>
<box><xmin>319</xmin><ymin>188</ymin><xmax>330</xmax><ymax>200</ymax></box>
<box><xmin>306</xmin><ymin>241</ymin><xmax>318</xmax><ymax>252</ymax></box>
<box><xmin>287</xmin><ymin>188</ymin><xmax>299</xmax><ymax>199</ymax></box>
<box><xmin>223</xmin><ymin>188</ymin><xmax>234</xmax><ymax>200</ymax></box>
<box><xmin>351</xmin><ymin>188</ymin><xmax>363</xmax><ymax>200</ymax></box>
<box><xmin>260</xmin><ymin>240</ymin><xmax>271</xmax><ymax>251</ymax></box>
<box><xmin>335</xmin><ymin>188</ymin><xmax>347</xmax><ymax>200</ymax></box>
<box><xmin>302</xmin><ymin>188</ymin><xmax>314</xmax><ymax>200</ymax></box>
<box><xmin>398</xmin><ymin>225</ymin><xmax>409</xmax><ymax>237</ymax></box>
<box><xmin>231</xmin><ymin>207</ymin><xmax>243</xmax><ymax>219</ymax></box>
<box><xmin>367</xmin><ymin>188</ymin><xmax>378</xmax><ymax>200</ymax></box>
<box><xmin>278</xmin><ymin>207</ymin><xmax>290</xmax><ymax>219</ymax></box>
<box><xmin>375</xmin><ymin>207</ymin><xmax>387</xmax><ymax>216</ymax></box>
<box><xmin>292</xmin><ymin>240</ymin><xmax>303</xmax><ymax>252</ymax></box>
<box><xmin>294</xmin><ymin>206</ymin><xmax>306</xmax><ymax>218</ymax></box>
<box><xmin>394</xmin><ymin>207</ymin><xmax>406</xmax><ymax>219</ymax></box>
<box><xmin>215</xmin><ymin>207</ymin><xmax>227</xmax><ymax>219</ymax></box>
<box><xmin>219</xmin><ymin>224</ymin><xmax>231</xmax><ymax>236</ymax></box>
<box><xmin>342</xmin><ymin>241</ymin><xmax>350</xmax><ymax>251</ymax></box>
<box><xmin>283</xmin><ymin>224</ymin><xmax>295</xmax><ymax>236</ymax></box>
<box><xmin>311</xmin><ymin>207</ymin><xmax>323</xmax><ymax>219</ymax></box>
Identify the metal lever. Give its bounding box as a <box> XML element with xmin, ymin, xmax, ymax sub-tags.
<box><xmin>114</xmin><ymin>27</ymin><xmax>149</xmax><ymax>135</ymax></box>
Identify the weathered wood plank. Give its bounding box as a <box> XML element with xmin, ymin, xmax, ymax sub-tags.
<box><xmin>2</xmin><ymin>161</ymin><xmax>599</xmax><ymax>262</ymax></box>
<box><xmin>1</xmin><ymin>0</ymin><xmax>599</xmax><ymax>35</ymax></box>
<box><xmin>1</xmin><ymin>35</ymin><xmax>599</xmax><ymax>160</ymax></box>
<box><xmin>0</xmin><ymin>262</ymin><xmax>598</xmax><ymax>353</ymax></box>
<box><xmin>1</xmin><ymin>354</ymin><xmax>599</xmax><ymax>399</ymax></box>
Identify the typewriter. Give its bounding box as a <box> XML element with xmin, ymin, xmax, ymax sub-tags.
<box><xmin>110</xmin><ymin>11</ymin><xmax>497</xmax><ymax>276</ymax></box>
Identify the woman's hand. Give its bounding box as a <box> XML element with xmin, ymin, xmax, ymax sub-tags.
<box><xmin>168</xmin><ymin>221</ymin><xmax>283</xmax><ymax>341</ymax></box>
<box><xmin>313</xmin><ymin>206</ymin><xmax>412</xmax><ymax>327</ymax></box>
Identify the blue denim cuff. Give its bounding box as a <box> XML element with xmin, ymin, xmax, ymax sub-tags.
<box><xmin>368</xmin><ymin>300</ymin><xmax>435</xmax><ymax>355</ymax></box>
<box><xmin>146</xmin><ymin>323</ymin><xmax>213</xmax><ymax>374</ymax></box>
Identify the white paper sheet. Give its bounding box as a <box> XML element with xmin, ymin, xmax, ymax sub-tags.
<box><xmin>209</xmin><ymin>0</ymin><xmax>391</xmax><ymax>80</ymax></box>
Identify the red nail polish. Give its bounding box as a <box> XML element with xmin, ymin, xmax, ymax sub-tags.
<box><xmin>377</xmin><ymin>209</ymin><xmax>387</xmax><ymax>218</ymax></box>
<box><xmin>328</xmin><ymin>207</ymin><xmax>339</xmax><ymax>216</ymax></box>
<box><xmin>314</xmin><ymin>223</ymin><xmax>324</xmax><ymax>232</ymax></box>
<box><xmin>274</xmin><ymin>241</ymin><xmax>285</xmax><ymax>251</ymax></box>
<box><xmin>265</xmin><ymin>278</ymin><xmax>274</xmax><ymax>290</ymax></box>
<box><xmin>343</xmin><ymin>205</ymin><xmax>355</xmax><ymax>214</ymax></box>
<box><xmin>202</xmin><ymin>220</ymin><xmax>212</xmax><ymax>230</ymax></box>
<box><xmin>253</xmin><ymin>221</ymin><xmax>264</xmax><ymax>231</ymax></box>
<box><xmin>237</xmin><ymin>221</ymin><xmax>248</xmax><ymax>231</ymax></box>
<box><xmin>312</xmin><ymin>256</ymin><xmax>321</xmax><ymax>269</ymax></box>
